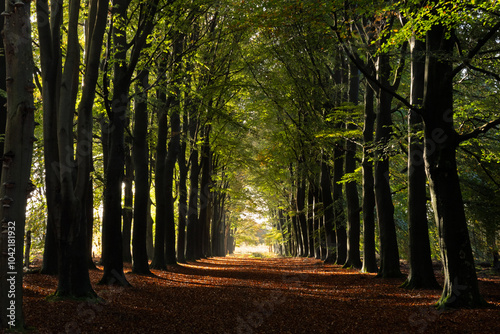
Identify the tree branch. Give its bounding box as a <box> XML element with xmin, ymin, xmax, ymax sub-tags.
<box><xmin>459</xmin><ymin>117</ymin><xmax>500</xmax><ymax>143</ymax></box>
<box><xmin>466</xmin><ymin>62</ymin><xmax>500</xmax><ymax>82</ymax></box>
<box><xmin>459</xmin><ymin>147</ymin><xmax>500</xmax><ymax>189</ymax></box>
<box><xmin>329</xmin><ymin>17</ymin><xmax>418</xmax><ymax>113</ymax></box>
<box><xmin>452</xmin><ymin>22</ymin><xmax>500</xmax><ymax>77</ymax></box>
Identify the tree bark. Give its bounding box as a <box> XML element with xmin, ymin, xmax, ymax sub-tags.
<box><xmin>199</xmin><ymin>125</ymin><xmax>212</xmax><ymax>258</ymax></box>
<box><xmin>151</xmin><ymin>88</ymin><xmax>168</xmax><ymax>269</ymax></box>
<box><xmin>132</xmin><ymin>70</ymin><xmax>151</xmax><ymax>275</ymax></box>
<box><xmin>296</xmin><ymin>171</ymin><xmax>308</xmax><ymax>257</ymax></box>
<box><xmin>122</xmin><ymin>141</ymin><xmax>133</xmax><ymax>263</ymax></box>
<box><xmin>146</xmin><ymin>198</ymin><xmax>154</xmax><ymax>261</ymax></box>
<box><xmin>0</xmin><ymin>0</ymin><xmax>35</xmax><ymax>328</ymax></box>
<box><xmin>401</xmin><ymin>36</ymin><xmax>439</xmax><ymax>290</ymax></box>
<box><xmin>313</xmin><ymin>187</ymin><xmax>322</xmax><ymax>259</ymax></box>
<box><xmin>86</xmin><ymin>174</ymin><xmax>95</xmax><ymax>270</ymax></box>
<box><xmin>164</xmin><ymin>104</ymin><xmax>180</xmax><ymax>265</ymax></box>
<box><xmin>37</xmin><ymin>0</ymin><xmax>62</xmax><ymax>276</ymax></box>
<box><xmin>344</xmin><ymin>61</ymin><xmax>362</xmax><ymax>269</ymax></box>
<box><xmin>0</xmin><ymin>0</ymin><xmax>6</xmax><ymax>175</ymax></box>
<box><xmin>165</xmin><ymin>36</ymin><xmax>184</xmax><ymax>264</ymax></box>
<box><xmin>177</xmin><ymin>112</ymin><xmax>188</xmax><ymax>263</ymax></box>
<box><xmin>39</xmin><ymin>0</ymin><xmax>106</xmax><ymax>299</ymax></box>
<box><xmin>307</xmin><ymin>183</ymin><xmax>315</xmax><ymax>258</ymax></box>
<box><xmin>374</xmin><ymin>53</ymin><xmax>402</xmax><ymax>278</ymax></box>
<box><xmin>423</xmin><ymin>24</ymin><xmax>485</xmax><ymax>308</ymax></box>
<box><xmin>361</xmin><ymin>79</ymin><xmax>377</xmax><ymax>273</ymax></box>
<box><xmin>321</xmin><ymin>157</ymin><xmax>336</xmax><ymax>263</ymax></box>
<box><xmin>186</xmin><ymin>115</ymin><xmax>200</xmax><ymax>261</ymax></box>
<box><xmin>99</xmin><ymin>0</ymin><xmax>140</xmax><ymax>286</ymax></box>
<box><xmin>333</xmin><ymin>146</ymin><xmax>346</xmax><ymax>265</ymax></box>
<box><xmin>289</xmin><ymin>165</ymin><xmax>301</xmax><ymax>256</ymax></box>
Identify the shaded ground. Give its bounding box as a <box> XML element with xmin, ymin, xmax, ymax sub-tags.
<box><xmin>22</xmin><ymin>256</ymin><xmax>500</xmax><ymax>333</ymax></box>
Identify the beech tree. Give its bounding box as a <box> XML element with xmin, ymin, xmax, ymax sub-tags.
<box><xmin>0</xmin><ymin>0</ymin><xmax>35</xmax><ymax>328</ymax></box>
<box><xmin>334</xmin><ymin>0</ymin><xmax>499</xmax><ymax>306</ymax></box>
<box><xmin>37</xmin><ymin>0</ymin><xmax>109</xmax><ymax>298</ymax></box>
<box><xmin>401</xmin><ymin>34</ymin><xmax>439</xmax><ymax>290</ymax></box>
<box><xmin>131</xmin><ymin>70</ymin><xmax>151</xmax><ymax>274</ymax></box>
<box><xmin>100</xmin><ymin>0</ymin><xmax>160</xmax><ymax>285</ymax></box>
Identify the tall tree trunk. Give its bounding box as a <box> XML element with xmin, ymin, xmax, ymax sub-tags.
<box><xmin>321</xmin><ymin>156</ymin><xmax>336</xmax><ymax>263</ymax></box>
<box><xmin>344</xmin><ymin>61</ymin><xmax>362</xmax><ymax>269</ymax></box>
<box><xmin>333</xmin><ymin>146</ymin><xmax>346</xmax><ymax>265</ymax></box>
<box><xmin>374</xmin><ymin>53</ymin><xmax>401</xmax><ymax>278</ymax></box>
<box><xmin>211</xmin><ymin>187</ymin><xmax>220</xmax><ymax>256</ymax></box>
<box><xmin>40</xmin><ymin>0</ymin><xmax>106</xmax><ymax>299</ymax></box>
<box><xmin>0</xmin><ymin>0</ymin><xmax>5</xmax><ymax>171</ymax></box>
<box><xmin>276</xmin><ymin>208</ymin><xmax>286</xmax><ymax>256</ymax></box>
<box><xmin>132</xmin><ymin>70</ymin><xmax>151</xmax><ymax>275</ymax></box>
<box><xmin>151</xmin><ymin>89</ymin><xmax>168</xmax><ymax>269</ymax></box>
<box><xmin>165</xmin><ymin>36</ymin><xmax>184</xmax><ymax>264</ymax></box>
<box><xmin>313</xmin><ymin>188</ymin><xmax>322</xmax><ymax>259</ymax></box>
<box><xmin>361</xmin><ymin>79</ymin><xmax>377</xmax><ymax>273</ymax></box>
<box><xmin>164</xmin><ymin>103</ymin><xmax>180</xmax><ymax>265</ymax></box>
<box><xmin>55</xmin><ymin>0</ymin><xmax>81</xmax><ymax>297</ymax></box>
<box><xmin>401</xmin><ymin>36</ymin><xmax>439</xmax><ymax>289</ymax></box>
<box><xmin>37</xmin><ymin>0</ymin><xmax>62</xmax><ymax>276</ymax></box>
<box><xmin>122</xmin><ymin>141</ymin><xmax>133</xmax><ymax>263</ymax></box>
<box><xmin>289</xmin><ymin>165</ymin><xmax>301</xmax><ymax>256</ymax></box>
<box><xmin>100</xmin><ymin>84</ymin><xmax>130</xmax><ymax>284</ymax></box>
<box><xmin>100</xmin><ymin>0</ymin><xmax>159</xmax><ymax>285</ymax></box>
<box><xmin>423</xmin><ymin>23</ymin><xmax>485</xmax><ymax>308</ymax></box>
<box><xmin>99</xmin><ymin>0</ymin><xmax>137</xmax><ymax>286</ymax></box>
<box><xmin>307</xmin><ymin>183</ymin><xmax>315</xmax><ymax>258</ymax></box>
<box><xmin>296</xmin><ymin>171</ymin><xmax>308</xmax><ymax>257</ymax></box>
<box><xmin>0</xmin><ymin>1</ymin><xmax>35</xmax><ymax>328</ymax></box>
<box><xmin>177</xmin><ymin>113</ymin><xmax>188</xmax><ymax>263</ymax></box>
<box><xmin>146</xmin><ymin>198</ymin><xmax>155</xmax><ymax>261</ymax></box>
<box><xmin>86</xmin><ymin>176</ymin><xmax>95</xmax><ymax>270</ymax></box>
<box><xmin>199</xmin><ymin>125</ymin><xmax>212</xmax><ymax>258</ymax></box>
<box><xmin>186</xmin><ymin>116</ymin><xmax>200</xmax><ymax>261</ymax></box>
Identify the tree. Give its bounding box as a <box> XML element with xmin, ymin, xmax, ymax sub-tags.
<box><xmin>0</xmin><ymin>0</ymin><xmax>35</xmax><ymax>328</ymax></box>
<box><xmin>373</xmin><ymin>34</ymin><xmax>404</xmax><ymax>278</ymax></box>
<box><xmin>321</xmin><ymin>156</ymin><xmax>336</xmax><ymax>263</ymax></box>
<box><xmin>151</xmin><ymin>54</ymin><xmax>169</xmax><ymax>269</ymax></box>
<box><xmin>185</xmin><ymin>107</ymin><xmax>201</xmax><ymax>260</ymax></box>
<box><xmin>401</xmin><ymin>35</ymin><xmax>439</xmax><ymax>290</ymax></box>
<box><xmin>333</xmin><ymin>144</ymin><xmax>346</xmax><ymax>265</ymax></box>
<box><xmin>37</xmin><ymin>0</ymin><xmax>62</xmax><ymax>276</ymax></box>
<box><xmin>37</xmin><ymin>0</ymin><xmax>109</xmax><ymax>298</ymax></box>
<box><xmin>100</xmin><ymin>0</ymin><xmax>160</xmax><ymax>285</ymax></box>
<box><xmin>336</xmin><ymin>0</ymin><xmax>498</xmax><ymax>305</ymax></box>
<box><xmin>343</xmin><ymin>60</ymin><xmax>362</xmax><ymax>269</ymax></box>
<box><xmin>361</xmin><ymin>78</ymin><xmax>378</xmax><ymax>273</ymax></box>
<box><xmin>132</xmin><ymin>70</ymin><xmax>152</xmax><ymax>274</ymax></box>
<box><xmin>122</xmin><ymin>139</ymin><xmax>134</xmax><ymax>263</ymax></box>
<box><xmin>421</xmin><ymin>21</ymin><xmax>486</xmax><ymax>308</ymax></box>
<box><xmin>164</xmin><ymin>35</ymin><xmax>184</xmax><ymax>265</ymax></box>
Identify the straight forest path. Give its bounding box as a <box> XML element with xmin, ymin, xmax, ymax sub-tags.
<box><xmin>23</xmin><ymin>256</ymin><xmax>500</xmax><ymax>333</ymax></box>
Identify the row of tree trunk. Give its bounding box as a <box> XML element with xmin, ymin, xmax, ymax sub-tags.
<box><xmin>271</xmin><ymin>6</ymin><xmax>492</xmax><ymax>310</ymax></box>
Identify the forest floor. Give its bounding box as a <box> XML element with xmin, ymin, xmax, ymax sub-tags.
<box><xmin>19</xmin><ymin>255</ymin><xmax>500</xmax><ymax>334</ymax></box>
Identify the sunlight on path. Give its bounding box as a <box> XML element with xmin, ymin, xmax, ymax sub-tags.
<box><xmin>234</xmin><ymin>244</ymin><xmax>274</xmax><ymax>257</ymax></box>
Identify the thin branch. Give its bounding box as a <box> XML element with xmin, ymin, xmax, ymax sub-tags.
<box><xmin>460</xmin><ymin>147</ymin><xmax>500</xmax><ymax>189</ymax></box>
<box><xmin>452</xmin><ymin>22</ymin><xmax>500</xmax><ymax>77</ymax></box>
<box><xmin>466</xmin><ymin>63</ymin><xmax>500</xmax><ymax>82</ymax></box>
<box><xmin>329</xmin><ymin>17</ymin><xmax>417</xmax><ymax>113</ymax></box>
<box><xmin>459</xmin><ymin>116</ymin><xmax>500</xmax><ymax>143</ymax></box>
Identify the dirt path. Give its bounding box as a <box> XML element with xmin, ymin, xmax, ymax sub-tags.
<box><xmin>23</xmin><ymin>256</ymin><xmax>500</xmax><ymax>333</ymax></box>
